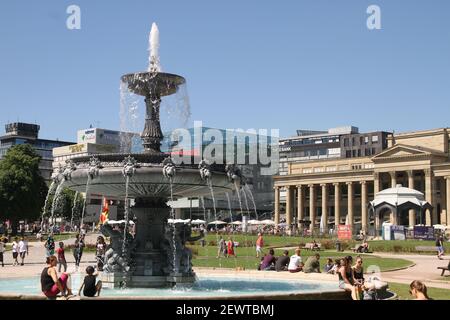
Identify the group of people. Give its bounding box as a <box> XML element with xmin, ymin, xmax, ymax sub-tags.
<box><xmin>216</xmin><ymin>236</ymin><xmax>237</xmax><ymax>258</ymax></box>
<box><xmin>257</xmin><ymin>248</ymin><xmax>321</xmax><ymax>273</ymax></box>
<box><xmin>0</xmin><ymin>236</ymin><xmax>28</xmax><ymax>267</ymax></box>
<box><xmin>40</xmin><ymin>256</ymin><xmax>102</xmax><ymax>300</ymax></box>
<box><xmin>40</xmin><ymin>233</ymin><xmax>107</xmax><ymax>299</ymax></box>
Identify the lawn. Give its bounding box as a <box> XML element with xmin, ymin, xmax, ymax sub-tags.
<box><xmin>190</xmin><ymin>245</ymin><xmax>413</xmax><ymax>272</ymax></box>
<box><xmin>195</xmin><ymin>233</ymin><xmax>450</xmax><ymax>254</ymax></box>
<box><xmin>388</xmin><ymin>282</ymin><xmax>450</xmax><ymax>300</ymax></box>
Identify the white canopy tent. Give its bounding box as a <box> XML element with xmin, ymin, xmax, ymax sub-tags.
<box><xmin>191</xmin><ymin>219</ymin><xmax>206</xmax><ymax>225</ymax></box>
<box><xmin>229</xmin><ymin>221</ymin><xmax>242</xmax><ymax>225</ymax></box>
<box><xmin>261</xmin><ymin>219</ymin><xmax>275</xmax><ymax>225</ymax></box>
<box><xmin>208</xmin><ymin>220</ymin><xmax>227</xmax><ymax>225</ymax></box>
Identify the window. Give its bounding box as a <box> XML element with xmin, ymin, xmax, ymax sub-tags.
<box><xmin>372</xmin><ymin>135</ymin><xmax>379</xmax><ymax>143</ymax></box>
<box><xmin>352</xmin><ymin>138</ymin><xmax>355</xmax><ymax>145</ymax></box>
<box><xmin>344</xmin><ymin>138</ymin><xmax>349</xmax><ymax>147</ymax></box>
<box><xmin>372</xmin><ymin>148</ymin><xmax>376</xmax><ymax>155</ymax></box>
<box><xmin>352</xmin><ymin>150</ymin><xmax>356</xmax><ymax>157</ymax></box>
<box><xmin>346</xmin><ymin>150</ymin><xmax>351</xmax><ymax>158</ymax></box>
<box><xmin>357</xmin><ymin>149</ymin><xmax>361</xmax><ymax>157</ymax></box>
<box><xmin>365</xmin><ymin>136</ymin><xmax>369</xmax><ymax>144</ymax></box>
<box><xmin>360</xmin><ymin>137</ymin><xmax>364</xmax><ymax>145</ymax></box>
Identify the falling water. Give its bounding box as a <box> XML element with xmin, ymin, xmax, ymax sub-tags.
<box><xmin>79</xmin><ymin>176</ymin><xmax>92</xmax><ymax>230</ymax></box>
<box><xmin>50</xmin><ymin>181</ymin><xmax>65</xmax><ymax>227</ymax></box>
<box><xmin>40</xmin><ymin>181</ymin><xmax>57</xmax><ymax>231</ymax></box>
<box><xmin>233</xmin><ymin>181</ymin><xmax>243</xmax><ymax>215</ymax></box>
<box><xmin>122</xmin><ymin>175</ymin><xmax>131</xmax><ymax>260</ymax></box>
<box><xmin>241</xmin><ymin>187</ymin><xmax>250</xmax><ymax>218</ymax></box>
<box><xmin>119</xmin><ymin>81</ymin><xmax>140</xmax><ymax>153</ymax></box>
<box><xmin>200</xmin><ymin>196</ymin><xmax>207</xmax><ymax>223</ymax></box>
<box><xmin>206</xmin><ymin>177</ymin><xmax>223</xmax><ymax>268</ymax></box>
<box><xmin>244</xmin><ymin>184</ymin><xmax>258</xmax><ymax>220</ymax></box>
<box><xmin>168</xmin><ymin>178</ymin><xmax>178</xmax><ymax>275</ymax></box>
<box><xmin>225</xmin><ymin>192</ymin><xmax>233</xmax><ymax>223</ymax></box>
<box><xmin>70</xmin><ymin>192</ymin><xmax>79</xmax><ymax>231</ymax></box>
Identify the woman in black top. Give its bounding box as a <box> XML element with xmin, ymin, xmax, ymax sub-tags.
<box><xmin>41</xmin><ymin>256</ymin><xmax>72</xmax><ymax>299</ymax></box>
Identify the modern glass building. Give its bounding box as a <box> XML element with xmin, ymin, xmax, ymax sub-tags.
<box><xmin>0</xmin><ymin>123</ymin><xmax>74</xmax><ymax>182</ymax></box>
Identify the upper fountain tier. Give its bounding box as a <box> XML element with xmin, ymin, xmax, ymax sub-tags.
<box><xmin>121</xmin><ymin>72</ymin><xmax>185</xmax><ymax>98</ymax></box>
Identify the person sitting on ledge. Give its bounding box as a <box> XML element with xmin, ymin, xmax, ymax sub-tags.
<box><xmin>41</xmin><ymin>256</ymin><xmax>73</xmax><ymax>300</ymax></box>
<box><xmin>288</xmin><ymin>248</ymin><xmax>303</xmax><ymax>273</ymax></box>
<box><xmin>260</xmin><ymin>249</ymin><xmax>276</xmax><ymax>271</ymax></box>
<box><xmin>78</xmin><ymin>266</ymin><xmax>102</xmax><ymax>298</ymax></box>
<box><xmin>303</xmin><ymin>253</ymin><xmax>321</xmax><ymax>273</ymax></box>
<box><xmin>275</xmin><ymin>250</ymin><xmax>290</xmax><ymax>272</ymax></box>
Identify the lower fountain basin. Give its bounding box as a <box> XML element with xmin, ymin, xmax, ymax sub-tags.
<box><xmin>0</xmin><ymin>275</ymin><xmax>349</xmax><ymax>300</ymax></box>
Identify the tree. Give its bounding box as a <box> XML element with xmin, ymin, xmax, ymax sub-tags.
<box><xmin>0</xmin><ymin>144</ymin><xmax>48</xmax><ymax>234</ymax></box>
<box><xmin>47</xmin><ymin>188</ymin><xmax>84</xmax><ymax>223</ymax></box>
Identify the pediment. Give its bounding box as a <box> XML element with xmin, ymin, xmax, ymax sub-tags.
<box><xmin>371</xmin><ymin>144</ymin><xmax>440</xmax><ymax>160</ymax></box>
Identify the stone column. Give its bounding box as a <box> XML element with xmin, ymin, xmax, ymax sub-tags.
<box><xmin>286</xmin><ymin>186</ymin><xmax>293</xmax><ymax>229</ymax></box>
<box><xmin>440</xmin><ymin>179</ymin><xmax>447</xmax><ymax>225</ymax></box>
<box><xmin>321</xmin><ymin>184</ymin><xmax>328</xmax><ymax>234</ymax></box>
<box><xmin>274</xmin><ymin>186</ymin><xmax>280</xmax><ymax>224</ymax></box>
<box><xmin>374</xmin><ymin>172</ymin><xmax>381</xmax><ymax>194</ymax></box>
<box><xmin>347</xmin><ymin>182</ymin><xmax>354</xmax><ymax>232</ymax></box>
<box><xmin>446</xmin><ymin>177</ymin><xmax>450</xmax><ymax>226</ymax></box>
<box><xmin>309</xmin><ymin>184</ymin><xmax>316</xmax><ymax>233</ymax></box>
<box><xmin>390</xmin><ymin>171</ymin><xmax>397</xmax><ymax>188</ymax></box>
<box><xmin>424</xmin><ymin>169</ymin><xmax>434</xmax><ymax>226</ymax></box>
<box><xmin>407</xmin><ymin>170</ymin><xmax>415</xmax><ymax>227</ymax></box>
<box><xmin>297</xmin><ymin>185</ymin><xmax>304</xmax><ymax>230</ymax></box>
<box><xmin>361</xmin><ymin>181</ymin><xmax>368</xmax><ymax>234</ymax></box>
<box><xmin>334</xmin><ymin>183</ymin><xmax>341</xmax><ymax>231</ymax></box>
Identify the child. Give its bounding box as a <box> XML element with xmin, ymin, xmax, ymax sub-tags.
<box><xmin>323</xmin><ymin>258</ymin><xmax>334</xmax><ymax>273</ymax></box>
<box><xmin>78</xmin><ymin>266</ymin><xmax>102</xmax><ymax>297</ymax></box>
<box><xmin>327</xmin><ymin>259</ymin><xmax>341</xmax><ymax>275</ymax></box>
<box><xmin>56</xmin><ymin>242</ymin><xmax>67</xmax><ymax>272</ymax></box>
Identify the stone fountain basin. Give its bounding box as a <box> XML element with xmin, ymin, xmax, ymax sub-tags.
<box><xmin>64</xmin><ymin>163</ymin><xmax>233</xmax><ymax>199</ymax></box>
<box><xmin>121</xmin><ymin>72</ymin><xmax>185</xmax><ymax>97</ymax></box>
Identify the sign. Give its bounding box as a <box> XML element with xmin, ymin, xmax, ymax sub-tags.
<box><xmin>337</xmin><ymin>225</ymin><xmax>352</xmax><ymax>240</ymax></box>
<box><xmin>392</xmin><ymin>225</ymin><xmax>406</xmax><ymax>240</ymax></box>
<box><xmin>413</xmin><ymin>226</ymin><xmax>435</xmax><ymax>240</ymax></box>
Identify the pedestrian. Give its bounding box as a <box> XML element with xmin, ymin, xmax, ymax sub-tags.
<box><xmin>0</xmin><ymin>238</ymin><xmax>5</xmax><ymax>267</ymax></box>
<box><xmin>56</xmin><ymin>242</ymin><xmax>67</xmax><ymax>273</ymax></box>
<box><xmin>12</xmin><ymin>237</ymin><xmax>19</xmax><ymax>266</ymax></box>
<box><xmin>44</xmin><ymin>234</ymin><xmax>55</xmax><ymax>257</ymax></box>
<box><xmin>73</xmin><ymin>234</ymin><xmax>85</xmax><ymax>269</ymax></box>
<box><xmin>227</xmin><ymin>237</ymin><xmax>236</xmax><ymax>258</ymax></box>
<box><xmin>217</xmin><ymin>236</ymin><xmax>226</xmax><ymax>258</ymax></box>
<box><xmin>436</xmin><ymin>235</ymin><xmax>445</xmax><ymax>260</ymax></box>
<box><xmin>18</xmin><ymin>237</ymin><xmax>28</xmax><ymax>266</ymax></box>
<box><xmin>96</xmin><ymin>236</ymin><xmax>106</xmax><ymax>271</ymax></box>
<box><xmin>78</xmin><ymin>266</ymin><xmax>102</xmax><ymax>297</ymax></box>
<box><xmin>256</xmin><ymin>232</ymin><xmax>264</xmax><ymax>258</ymax></box>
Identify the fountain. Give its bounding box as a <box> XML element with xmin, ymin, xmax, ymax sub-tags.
<box><xmin>58</xmin><ymin>23</ymin><xmax>235</xmax><ymax>288</ymax></box>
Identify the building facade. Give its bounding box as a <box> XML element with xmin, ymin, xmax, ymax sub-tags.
<box><xmin>273</xmin><ymin>128</ymin><xmax>450</xmax><ymax>235</ymax></box>
<box><xmin>0</xmin><ymin>123</ymin><xmax>74</xmax><ymax>182</ymax></box>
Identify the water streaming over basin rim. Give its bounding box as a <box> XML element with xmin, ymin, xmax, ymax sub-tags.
<box><xmin>0</xmin><ymin>275</ymin><xmax>341</xmax><ymax>298</ymax></box>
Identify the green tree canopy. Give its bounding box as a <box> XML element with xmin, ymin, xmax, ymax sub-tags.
<box><xmin>0</xmin><ymin>144</ymin><xmax>48</xmax><ymax>225</ymax></box>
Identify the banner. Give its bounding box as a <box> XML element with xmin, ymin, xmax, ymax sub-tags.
<box><xmin>337</xmin><ymin>225</ymin><xmax>352</xmax><ymax>240</ymax></box>
<box><xmin>392</xmin><ymin>225</ymin><xmax>406</xmax><ymax>240</ymax></box>
<box><xmin>413</xmin><ymin>226</ymin><xmax>435</xmax><ymax>240</ymax></box>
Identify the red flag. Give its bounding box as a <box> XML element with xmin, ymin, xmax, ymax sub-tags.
<box><xmin>99</xmin><ymin>198</ymin><xmax>109</xmax><ymax>225</ymax></box>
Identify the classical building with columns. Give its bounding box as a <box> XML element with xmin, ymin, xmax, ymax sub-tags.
<box><xmin>273</xmin><ymin>128</ymin><xmax>450</xmax><ymax>235</ymax></box>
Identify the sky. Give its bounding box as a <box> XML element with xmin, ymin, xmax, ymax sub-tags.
<box><xmin>0</xmin><ymin>0</ymin><xmax>449</xmax><ymax>142</ymax></box>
